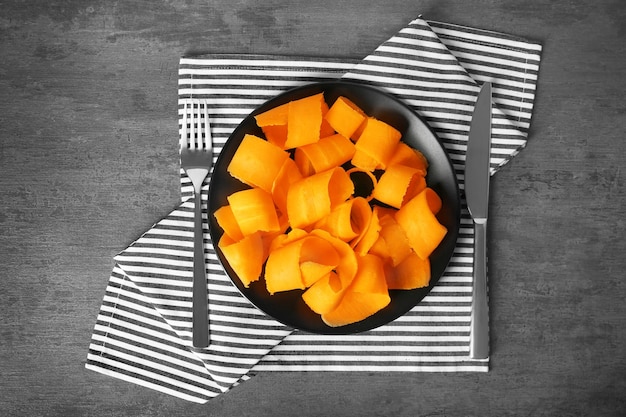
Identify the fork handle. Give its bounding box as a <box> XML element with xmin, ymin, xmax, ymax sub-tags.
<box><xmin>469</xmin><ymin>220</ymin><xmax>489</xmax><ymax>359</ymax></box>
<box><xmin>192</xmin><ymin>191</ymin><xmax>209</xmax><ymax>348</ymax></box>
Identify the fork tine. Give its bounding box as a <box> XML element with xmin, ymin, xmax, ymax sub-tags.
<box><xmin>202</xmin><ymin>100</ymin><xmax>211</xmax><ymax>152</ymax></box>
<box><xmin>181</xmin><ymin>98</ymin><xmax>212</xmax><ymax>151</ymax></box>
<box><xmin>181</xmin><ymin>99</ymin><xmax>189</xmax><ymax>151</ymax></box>
<box><xmin>190</xmin><ymin>99</ymin><xmax>198</xmax><ymax>150</ymax></box>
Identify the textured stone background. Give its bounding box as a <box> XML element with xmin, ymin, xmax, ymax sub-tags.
<box><xmin>1</xmin><ymin>1</ymin><xmax>625</xmax><ymax>416</ymax></box>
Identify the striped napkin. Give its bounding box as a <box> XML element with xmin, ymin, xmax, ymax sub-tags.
<box><xmin>86</xmin><ymin>17</ymin><xmax>542</xmax><ymax>403</ymax></box>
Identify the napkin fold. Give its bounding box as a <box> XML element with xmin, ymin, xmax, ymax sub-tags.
<box><xmin>86</xmin><ymin>17</ymin><xmax>542</xmax><ymax>403</ymax></box>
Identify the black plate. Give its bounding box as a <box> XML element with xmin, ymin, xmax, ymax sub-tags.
<box><xmin>208</xmin><ymin>81</ymin><xmax>460</xmax><ymax>334</ymax></box>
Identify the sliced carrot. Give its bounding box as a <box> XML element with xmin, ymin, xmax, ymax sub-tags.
<box><xmin>387</xmin><ymin>142</ymin><xmax>428</xmax><ymax>174</ymax></box>
<box><xmin>262</xmin><ymin>124</ymin><xmax>288</xmax><ymax>149</ymax></box>
<box><xmin>324</xmin><ymin>96</ymin><xmax>367</xmax><ymax>140</ymax></box>
<box><xmin>352</xmin><ymin>117</ymin><xmax>402</xmax><ymax>170</ymax></box>
<box><xmin>265</xmin><ymin>233</ymin><xmax>340</xmax><ymax>294</ymax></box>
<box><xmin>424</xmin><ymin>184</ymin><xmax>443</xmax><ymax>215</ymax></box>
<box><xmin>372</xmin><ymin>164</ymin><xmax>427</xmax><ymax>209</ymax></box>
<box><xmin>349</xmin><ymin>254</ymin><xmax>388</xmax><ymax>294</ymax></box>
<box><xmin>299</xmin><ymin>235</ymin><xmax>341</xmax><ymax>287</ymax></box>
<box><xmin>346</xmin><ymin>167</ymin><xmax>377</xmax><ymax>202</ymax></box>
<box><xmin>302</xmin><ymin>271</ymin><xmax>344</xmax><ymax>314</ymax></box>
<box><xmin>268</xmin><ymin>228</ymin><xmax>308</xmax><ymax>253</ymax></box>
<box><xmin>322</xmin><ymin>291</ymin><xmax>391</xmax><ymax>327</ymax></box>
<box><xmin>285</xmin><ymin>93</ymin><xmax>324</xmax><ymax>148</ymax></box>
<box><xmin>213</xmin><ymin>204</ymin><xmax>244</xmax><ymax>242</ymax></box>
<box><xmin>293</xmin><ymin>145</ymin><xmax>315</xmax><ymax>177</ymax></box>
<box><xmin>271</xmin><ymin>157</ymin><xmax>303</xmax><ymax>215</ymax></box>
<box><xmin>377</xmin><ymin>213</ymin><xmax>412</xmax><ymax>266</ymax></box>
<box><xmin>311</xmin><ymin>229</ymin><xmax>358</xmax><ymax>288</ymax></box>
<box><xmin>351</xmin><ymin>148</ymin><xmax>380</xmax><ymax>172</ymax></box>
<box><xmin>321</xmin><ymin>254</ymin><xmax>390</xmax><ymax>327</ymax></box>
<box><xmin>353</xmin><ymin>205</ymin><xmax>381</xmax><ymax>255</ymax></box>
<box><xmin>254</xmin><ymin>102</ymin><xmax>289</xmax><ymax>126</ymax></box>
<box><xmin>301</xmin><ymin>228</ymin><xmax>358</xmax><ymax>314</ymax></box>
<box><xmin>314</xmin><ymin>196</ymin><xmax>371</xmax><ymax>242</ymax></box>
<box><xmin>286</xmin><ymin>167</ymin><xmax>354</xmax><ymax>229</ymax></box>
<box><xmin>320</xmin><ymin>99</ymin><xmax>337</xmax><ymax>138</ymax></box>
<box><xmin>395</xmin><ymin>188</ymin><xmax>447</xmax><ymax>259</ymax></box>
<box><xmin>218</xmin><ymin>232</ymin><xmax>265</xmax><ymax>288</ymax></box>
<box><xmin>227</xmin><ymin>188</ymin><xmax>281</xmax><ymax>236</ymax></box>
<box><xmin>368</xmin><ymin>233</ymin><xmax>390</xmax><ymax>261</ymax></box>
<box><xmin>264</xmin><ymin>237</ymin><xmax>307</xmax><ymax>294</ymax></box>
<box><xmin>294</xmin><ymin>133</ymin><xmax>355</xmax><ymax>175</ymax></box>
<box><xmin>227</xmin><ymin>134</ymin><xmax>290</xmax><ymax>192</ymax></box>
<box><xmin>386</xmin><ymin>251</ymin><xmax>431</xmax><ymax>290</ymax></box>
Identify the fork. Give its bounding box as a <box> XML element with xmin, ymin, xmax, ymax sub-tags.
<box><xmin>180</xmin><ymin>98</ymin><xmax>212</xmax><ymax>348</ymax></box>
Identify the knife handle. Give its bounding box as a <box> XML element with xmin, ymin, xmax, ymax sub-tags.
<box><xmin>469</xmin><ymin>220</ymin><xmax>489</xmax><ymax>359</ymax></box>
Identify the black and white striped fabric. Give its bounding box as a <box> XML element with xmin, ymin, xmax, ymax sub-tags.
<box><xmin>86</xmin><ymin>17</ymin><xmax>542</xmax><ymax>403</ymax></box>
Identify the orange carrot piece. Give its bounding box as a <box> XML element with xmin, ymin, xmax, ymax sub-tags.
<box><xmin>302</xmin><ymin>271</ymin><xmax>344</xmax><ymax>314</ymax></box>
<box><xmin>322</xmin><ymin>291</ymin><xmax>391</xmax><ymax>327</ymax></box>
<box><xmin>299</xmin><ymin>236</ymin><xmax>340</xmax><ymax>287</ymax></box>
<box><xmin>353</xmin><ymin>205</ymin><xmax>382</xmax><ymax>255</ymax></box>
<box><xmin>306</xmin><ymin>229</ymin><xmax>360</xmax><ymax>318</ymax></box>
<box><xmin>351</xmin><ymin>148</ymin><xmax>380</xmax><ymax>172</ymax></box>
<box><xmin>213</xmin><ymin>205</ymin><xmax>244</xmax><ymax>242</ymax></box>
<box><xmin>368</xmin><ymin>233</ymin><xmax>390</xmax><ymax>262</ymax></box>
<box><xmin>314</xmin><ymin>196</ymin><xmax>371</xmax><ymax>242</ymax></box>
<box><xmin>254</xmin><ymin>102</ymin><xmax>289</xmax><ymax>126</ymax></box>
<box><xmin>227</xmin><ymin>134</ymin><xmax>290</xmax><ymax>192</ymax></box>
<box><xmin>321</xmin><ymin>254</ymin><xmax>390</xmax><ymax>327</ymax></box>
<box><xmin>311</xmin><ymin>229</ymin><xmax>358</xmax><ymax>288</ymax></box>
<box><xmin>377</xmin><ymin>213</ymin><xmax>412</xmax><ymax>266</ymax></box>
<box><xmin>262</xmin><ymin>124</ymin><xmax>288</xmax><ymax>149</ymax></box>
<box><xmin>227</xmin><ymin>188</ymin><xmax>281</xmax><ymax>236</ymax></box>
<box><xmin>265</xmin><ymin>234</ymin><xmax>340</xmax><ymax>294</ymax></box>
<box><xmin>349</xmin><ymin>254</ymin><xmax>388</xmax><ymax>294</ymax></box>
<box><xmin>218</xmin><ymin>232</ymin><xmax>265</xmax><ymax>288</ymax></box>
<box><xmin>324</xmin><ymin>96</ymin><xmax>367</xmax><ymax>140</ymax></box>
<box><xmin>320</xmin><ymin>99</ymin><xmax>336</xmax><ymax>138</ymax></box>
<box><xmin>372</xmin><ymin>164</ymin><xmax>427</xmax><ymax>209</ymax></box>
<box><xmin>285</xmin><ymin>93</ymin><xmax>324</xmax><ymax>148</ymax></box>
<box><xmin>268</xmin><ymin>228</ymin><xmax>308</xmax><ymax>253</ymax></box>
<box><xmin>293</xmin><ymin>145</ymin><xmax>315</xmax><ymax>177</ymax></box>
<box><xmin>271</xmin><ymin>157</ymin><xmax>303</xmax><ymax>215</ymax></box>
<box><xmin>264</xmin><ymin>238</ymin><xmax>307</xmax><ymax>294</ymax></box>
<box><xmin>346</xmin><ymin>167</ymin><xmax>377</xmax><ymax>202</ymax></box>
<box><xmin>386</xmin><ymin>252</ymin><xmax>431</xmax><ymax>290</ymax></box>
<box><xmin>395</xmin><ymin>188</ymin><xmax>447</xmax><ymax>259</ymax></box>
<box><xmin>387</xmin><ymin>142</ymin><xmax>428</xmax><ymax>174</ymax></box>
<box><xmin>294</xmin><ymin>133</ymin><xmax>355</xmax><ymax>175</ymax></box>
<box><xmin>286</xmin><ymin>167</ymin><xmax>354</xmax><ymax>229</ymax></box>
<box><xmin>353</xmin><ymin>118</ymin><xmax>402</xmax><ymax>170</ymax></box>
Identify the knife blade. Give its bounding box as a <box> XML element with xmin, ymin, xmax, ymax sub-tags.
<box><xmin>465</xmin><ymin>82</ymin><xmax>492</xmax><ymax>360</ymax></box>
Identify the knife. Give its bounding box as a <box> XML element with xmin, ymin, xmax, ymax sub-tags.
<box><xmin>465</xmin><ymin>82</ymin><xmax>492</xmax><ymax>360</ymax></box>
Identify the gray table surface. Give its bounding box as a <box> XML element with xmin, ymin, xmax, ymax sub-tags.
<box><xmin>1</xmin><ymin>1</ymin><xmax>625</xmax><ymax>416</ymax></box>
